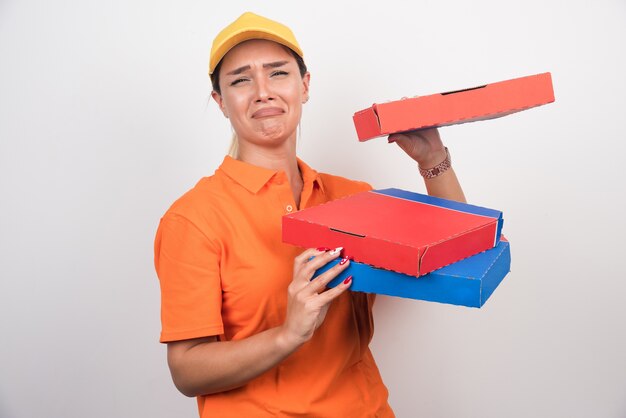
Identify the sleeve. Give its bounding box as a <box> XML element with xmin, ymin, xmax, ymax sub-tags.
<box><xmin>154</xmin><ymin>212</ymin><xmax>224</xmax><ymax>343</ymax></box>
<box><xmin>318</xmin><ymin>173</ymin><xmax>373</xmax><ymax>200</ymax></box>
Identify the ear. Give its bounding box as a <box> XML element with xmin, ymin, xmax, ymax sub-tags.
<box><xmin>301</xmin><ymin>72</ymin><xmax>311</xmax><ymax>104</ymax></box>
<box><xmin>211</xmin><ymin>91</ymin><xmax>229</xmax><ymax>118</ymax></box>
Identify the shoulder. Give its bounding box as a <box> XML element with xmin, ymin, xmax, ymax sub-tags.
<box><xmin>159</xmin><ymin>173</ymin><xmax>233</xmax><ymax>236</ymax></box>
<box><xmin>166</xmin><ymin>176</ymin><xmax>219</xmax><ymax>217</ymax></box>
<box><xmin>318</xmin><ymin>172</ymin><xmax>373</xmax><ymax>200</ymax></box>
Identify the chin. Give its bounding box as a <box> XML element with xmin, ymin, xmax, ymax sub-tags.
<box><xmin>258</xmin><ymin>122</ymin><xmax>296</xmax><ymax>141</ymax></box>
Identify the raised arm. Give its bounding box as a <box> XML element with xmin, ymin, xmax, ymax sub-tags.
<box><xmin>389</xmin><ymin>128</ymin><xmax>466</xmax><ymax>203</ymax></box>
<box><xmin>166</xmin><ymin>248</ymin><xmax>352</xmax><ymax>397</ymax></box>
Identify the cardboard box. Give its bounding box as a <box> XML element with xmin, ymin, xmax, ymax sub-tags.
<box><xmin>315</xmin><ymin>239</ymin><xmax>511</xmax><ymax>308</ymax></box>
<box><xmin>282</xmin><ymin>188</ymin><xmax>503</xmax><ymax>277</ymax></box>
<box><xmin>353</xmin><ymin>72</ymin><xmax>555</xmax><ymax>141</ymax></box>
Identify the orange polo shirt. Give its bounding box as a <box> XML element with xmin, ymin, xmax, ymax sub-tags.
<box><xmin>154</xmin><ymin>156</ymin><xmax>394</xmax><ymax>418</ymax></box>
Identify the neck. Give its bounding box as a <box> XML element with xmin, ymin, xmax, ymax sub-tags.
<box><xmin>236</xmin><ymin>136</ymin><xmax>303</xmax><ymax>207</ymax></box>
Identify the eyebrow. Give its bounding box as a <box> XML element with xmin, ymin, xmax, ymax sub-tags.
<box><xmin>263</xmin><ymin>60</ymin><xmax>289</xmax><ymax>69</ymax></box>
<box><xmin>226</xmin><ymin>60</ymin><xmax>290</xmax><ymax>76</ymax></box>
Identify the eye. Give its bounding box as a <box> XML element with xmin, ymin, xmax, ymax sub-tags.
<box><xmin>230</xmin><ymin>77</ymin><xmax>249</xmax><ymax>86</ymax></box>
<box><xmin>271</xmin><ymin>70</ymin><xmax>289</xmax><ymax>77</ymax></box>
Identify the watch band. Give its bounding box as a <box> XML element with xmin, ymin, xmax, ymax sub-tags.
<box><xmin>418</xmin><ymin>147</ymin><xmax>451</xmax><ymax>179</ymax></box>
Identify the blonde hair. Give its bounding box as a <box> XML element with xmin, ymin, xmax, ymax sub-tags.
<box><xmin>228</xmin><ymin>132</ymin><xmax>239</xmax><ymax>158</ymax></box>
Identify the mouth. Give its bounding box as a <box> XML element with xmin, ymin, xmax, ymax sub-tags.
<box><xmin>252</xmin><ymin>107</ymin><xmax>285</xmax><ymax>119</ymax></box>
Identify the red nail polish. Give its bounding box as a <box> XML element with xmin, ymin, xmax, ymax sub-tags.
<box><xmin>343</xmin><ymin>275</ymin><xmax>353</xmax><ymax>284</ymax></box>
<box><xmin>316</xmin><ymin>247</ymin><xmax>330</xmax><ymax>251</ymax></box>
<box><xmin>339</xmin><ymin>257</ymin><xmax>349</xmax><ymax>265</ymax></box>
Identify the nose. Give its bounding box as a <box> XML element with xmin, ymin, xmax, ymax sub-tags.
<box><xmin>254</xmin><ymin>77</ymin><xmax>274</xmax><ymax>103</ymax></box>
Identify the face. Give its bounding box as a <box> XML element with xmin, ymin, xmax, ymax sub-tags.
<box><xmin>212</xmin><ymin>39</ymin><xmax>310</xmax><ymax>151</ymax></box>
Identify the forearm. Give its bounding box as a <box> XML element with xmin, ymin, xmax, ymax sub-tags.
<box><xmin>168</xmin><ymin>326</ymin><xmax>299</xmax><ymax>397</ymax></box>
<box><xmin>423</xmin><ymin>167</ymin><xmax>466</xmax><ymax>203</ymax></box>
<box><xmin>167</xmin><ymin>248</ymin><xmax>350</xmax><ymax>398</ymax></box>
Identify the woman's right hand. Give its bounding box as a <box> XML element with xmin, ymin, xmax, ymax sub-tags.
<box><xmin>167</xmin><ymin>247</ymin><xmax>353</xmax><ymax>397</ymax></box>
<box><xmin>279</xmin><ymin>247</ymin><xmax>352</xmax><ymax>349</ymax></box>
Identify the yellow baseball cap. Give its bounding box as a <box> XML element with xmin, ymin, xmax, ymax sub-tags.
<box><xmin>209</xmin><ymin>12</ymin><xmax>304</xmax><ymax>75</ymax></box>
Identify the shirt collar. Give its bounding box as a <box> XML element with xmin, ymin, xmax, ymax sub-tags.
<box><xmin>218</xmin><ymin>155</ymin><xmax>325</xmax><ymax>194</ymax></box>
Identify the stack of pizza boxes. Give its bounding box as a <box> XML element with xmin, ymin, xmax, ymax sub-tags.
<box><xmin>282</xmin><ymin>73</ymin><xmax>554</xmax><ymax>308</ymax></box>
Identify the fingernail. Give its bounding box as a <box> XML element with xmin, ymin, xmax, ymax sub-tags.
<box><xmin>316</xmin><ymin>247</ymin><xmax>330</xmax><ymax>252</ymax></box>
<box><xmin>329</xmin><ymin>247</ymin><xmax>343</xmax><ymax>256</ymax></box>
<box><xmin>339</xmin><ymin>257</ymin><xmax>349</xmax><ymax>265</ymax></box>
<box><xmin>343</xmin><ymin>275</ymin><xmax>353</xmax><ymax>285</ymax></box>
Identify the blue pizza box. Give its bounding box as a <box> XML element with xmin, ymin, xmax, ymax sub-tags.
<box><xmin>315</xmin><ymin>239</ymin><xmax>511</xmax><ymax>308</ymax></box>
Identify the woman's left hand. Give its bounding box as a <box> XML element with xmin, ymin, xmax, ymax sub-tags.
<box><xmin>388</xmin><ymin>127</ymin><xmax>447</xmax><ymax>169</ymax></box>
<box><xmin>388</xmin><ymin>127</ymin><xmax>467</xmax><ymax>203</ymax></box>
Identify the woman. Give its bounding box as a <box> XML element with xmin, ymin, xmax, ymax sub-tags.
<box><xmin>154</xmin><ymin>12</ymin><xmax>466</xmax><ymax>417</ymax></box>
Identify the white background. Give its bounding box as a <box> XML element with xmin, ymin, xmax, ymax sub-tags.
<box><xmin>1</xmin><ymin>1</ymin><xmax>625</xmax><ymax>417</ymax></box>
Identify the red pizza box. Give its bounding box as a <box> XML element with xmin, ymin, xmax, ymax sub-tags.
<box><xmin>353</xmin><ymin>72</ymin><xmax>555</xmax><ymax>141</ymax></box>
<box><xmin>282</xmin><ymin>188</ymin><xmax>504</xmax><ymax>277</ymax></box>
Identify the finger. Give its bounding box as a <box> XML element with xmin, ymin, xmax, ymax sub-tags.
<box><xmin>387</xmin><ymin>133</ymin><xmax>407</xmax><ymax>144</ymax></box>
<box><xmin>294</xmin><ymin>247</ymin><xmax>328</xmax><ymax>265</ymax></box>
<box><xmin>422</xmin><ymin>127</ymin><xmax>441</xmax><ymax>137</ymax></box>
<box><xmin>307</xmin><ymin>257</ymin><xmax>350</xmax><ymax>293</ymax></box>
<box><xmin>315</xmin><ymin>274</ymin><xmax>353</xmax><ymax>305</ymax></box>
<box><xmin>409</xmin><ymin>127</ymin><xmax>442</xmax><ymax>143</ymax></box>
<box><xmin>293</xmin><ymin>247</ymin><xmax>344</xmax><ymax>286</ymax></box>
<box><xmin>299</xmin><ymin>247</ymin><xmax>343</xmax><ymax>277</ymax></box>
